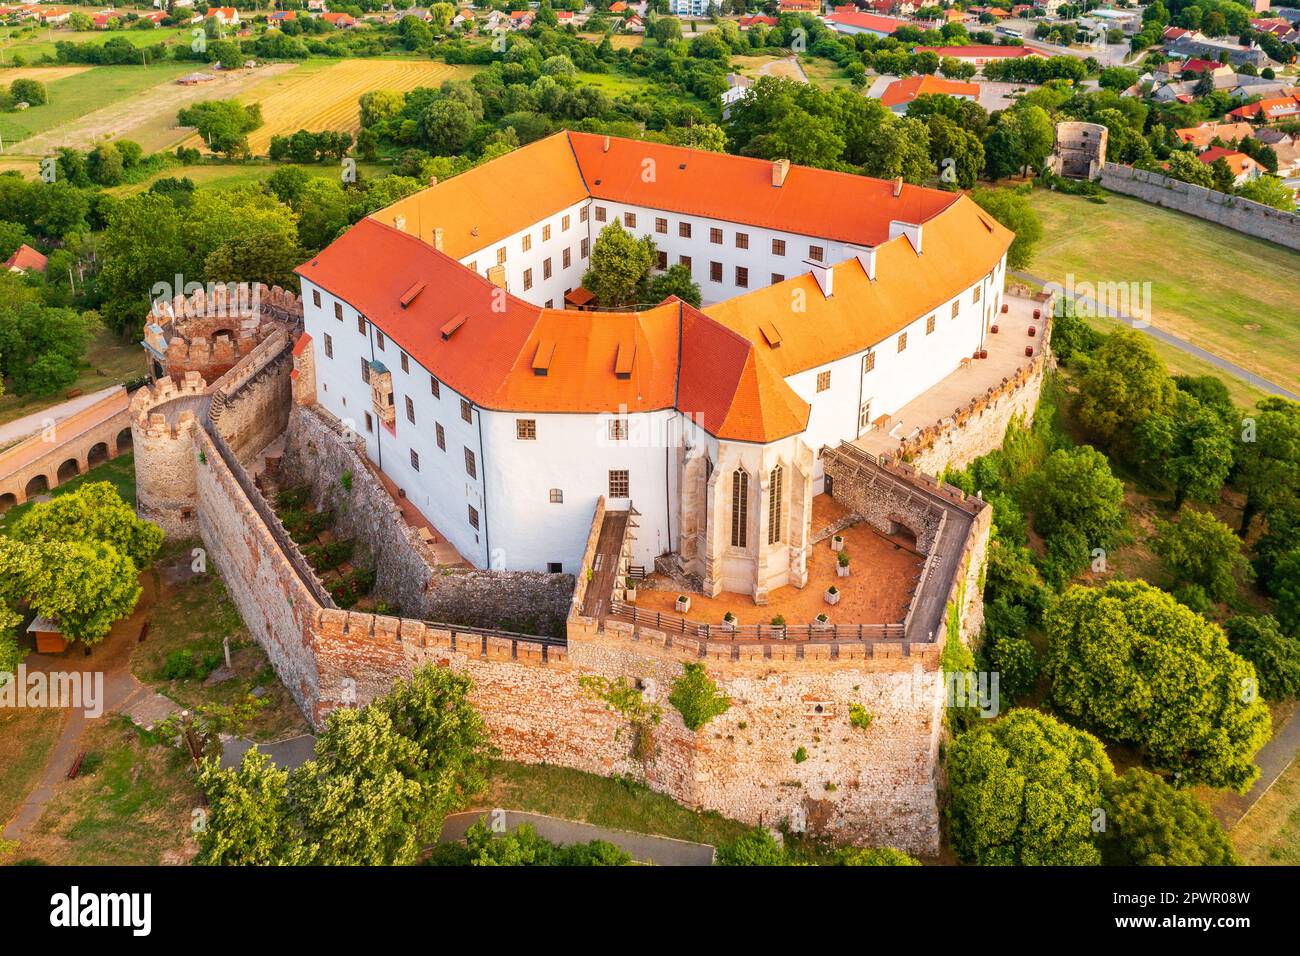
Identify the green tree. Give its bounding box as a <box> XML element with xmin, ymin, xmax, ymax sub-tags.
<box><xmin>178</xmin><ymin>100</ymin><xmax>263</xmax><ymax>158</ymax></box>
<box><xmin>946</xmin><ymin>709</ymin><xmax>1111</xmax><ymax>866</ymax></box>
<box><xmin>1225</xmin><ymin>614</ymin><xmax>1300</xmax><ymax>701</ymax></box>
<box><xmin>1151</xmin><ymin>508</ymin><xmax>1251</xmax><ymax>604</ymax></box>
<box><xmin>418</xmin><ymin>98</ymin><xmax>475</xmax><ymax>155</ymax></box>
<box><xmin>10</xmin><ymin>482</ymin><xmax>163</xmax><ymax>571</ymax></box>
<box><xmin>1236</xmin><ymin>397</ymin><xmax>1300</xmax><ymax>536</ymax></box>
<box><xmin>926</xmin><ymin>114</ymin><xmax>984</xmax><ymax>190</ymax></box>
<box><xmin>1025</xmin><ymin>445</ymin><xmax>1126</xmax><ymax>550</ymax></box>
<box><xmin>0</xmin><ymin>302</ymin><xmax>94</xmax><ymax>397</ymax></box>
<box><xmin>1134</xmin><ymin>391</ymin><xmax>1235</xmax><ymax>509</ymax></box>
<box><xmin>2</xmin><ymin>537</ymin><xmax>141</xmax><ymax>646</ymax></box>
<box><xmin>1165</xmin><ymin>150</ymin><xmax>1215</xmax><ymax>188</ymax></box>
<box><xmin>197</xmin><ymin>749</ymin><xmax>315</xmax><ymax>866</ymax></box>
<box><xmin>645</xmin><ymin>263</ymin><xmax>702</xmax><ymax>307</ymax></box>
<box><xmin>582</xmin><ymin>221</ymin><xmax>655</xmax><ymax>307</ymax></box>
<box><xmin>460</xmin><ymin>820</ymin><xmax>630</xmax><ymax>866</ymax></box>
<box><xmin>1099</xmin><ymin>768</ymin><xmax>1237</xmax><ymax>865</ymax></box>
<box><xmin>970</xmin><ymin>187</ymin><xmax>1041</xmax><ymax>270</ymax></box>
<box><xmin>1044</xmin><ymin>581</ymin><xmax>1271</xmax><ymax>791</ymax></box>
<box><xmin>832</xmin><ymin>847</ymin><xmax>921</xmax><ymax>866</ymax></box>
<box><xmin>983</xmin><ymin>105</ymin><xmax>1054</xmax><ymax>179</ymax></box>
<box><xmin>1076</xmin><ymin>328</ymin><xmax>1176</xmax><ymax>448</ymax></box>
<box><xmin>717</xmin><ymin>828</ymin><xmax>789</xmax><ymax>865</ymax></box>
<box><xmin>1237</xmin><ymin>175</ymin><xmax>1296</xmax><ymax>212</ymax></box>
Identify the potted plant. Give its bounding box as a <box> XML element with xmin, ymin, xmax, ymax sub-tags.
<box><xmin>837</xmin><ymin>549</ymin><xmax>851</xmax><ymax>578</ymax></box>
<box><xmin>624</xmin><ymin>576</ymin><xmax>637</xmax><ymax>604</ymax></box>
<box><xmin>824</xmin><ymin>585</ymin><xmax>840</xmax><ymax>606</ymax></box>
<box><xmin>812</xmin><ymin>613</ymin><xmax>831</xmax><ymax>631</ymax></box>
<box><xmin>831</xmin><ymin>533</ymin><xmax>845</xmax><ymax>551</ymax></box>
<box><xmin>721</xmin><ymin>611</ymin><xmax>737</xmax><ymax>632</ymax></box>
<box><xmin>675</xmin><ymin>594</ymin><xmax>691</xmax><ymax>614</ymax></box>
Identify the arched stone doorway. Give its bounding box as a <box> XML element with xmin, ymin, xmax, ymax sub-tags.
<box><xmin>24</xmin><ymin>474</ymin><xmax>49</xmax><ymax>499</ymax></box>
<box><xmin>0</xmin><ymin>493</ymin><xmax>16</xmax><ymax>513</ymax></box>
<box><xmin>116</xmin><ymin>428</ymin><xmax>133</xmax><ymax>454</ymax></box>
<box><xmin>57</xmin><ymin>458</ymin><xmax>80</xmax><ymax>483</ymax></box>
<box><xmin>88</xmin><ymin>442</ymin><xmax>109</xmax><ymax>468</ymax></box>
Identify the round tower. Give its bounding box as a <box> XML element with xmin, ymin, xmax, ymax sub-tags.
<box><xmin>129</xmin><ymin>371</ymin><xmax>208</xmax><ymax>540</ymax></box>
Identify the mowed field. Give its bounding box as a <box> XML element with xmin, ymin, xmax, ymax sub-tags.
<box><xmin>181</xmin><ymin>58</ymin><xmax>482</xmax><ymax>156</ymax></box>
<box><xmin>1026</xmin><ymin>189</ymin><xmax>1300</xmax><ymax>392</ymax></box>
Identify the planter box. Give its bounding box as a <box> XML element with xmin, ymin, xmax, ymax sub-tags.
<box><xmin>831</xmin><ymin>535</ymin><xmax>845</xmax><ymax>551</ymax></box>
<box><xmin>836</xmin><ymin>564</ymin><xmax>851</xmax><ymax>578</ymax></box>
<box><xmin>824</xmin><ymin>589</ymin><xmax>840</xmax><ymax>606</ymax></box>
<box><xmin>720</xmin><ymin>618</ymin><xmax>738</xmax><ymax>632</ymax></box>
<box><xmin>675</xmin><ymin>596</ymin><xmax>691</xmax><ymax>614</ymax></box>
<box><xmin>625</xmin><ymin>587</ymin><xmax>637</xmax><ymax>604</ymax></box>
<box><xmin>811</xmin><ymin>617</ymin><xmax>831</xmax><ymax>631</ymax></box>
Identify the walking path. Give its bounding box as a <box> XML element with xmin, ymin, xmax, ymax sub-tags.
<box><xmin>0</xmin><ymin>385</ymin><xmax>125</xmax><ymax>446</ymax></box>
<box><xmin>1214</xmin><ymin>709</ymin><xmax>1300</xmax><ymax>829</ymax></box>
<box><xmin>1012</xmin><ymin>270</ymin><xmax>1298</xmax><ymax>401</ymax></box>
<box><xmin>439</xmin><ymin>809</ymin><xmax>717</xmax><ymax>865</ymax></box>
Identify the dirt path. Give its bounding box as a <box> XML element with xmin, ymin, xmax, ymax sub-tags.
<box><xmin>12</xmin><ymin>62</ymin><xmax>298</xmax><ymax>157</ymax></box>
<box><xmin>1</xmin><ymin>574</ymin><xmax>176</xmax><ymax>843</ymax></box>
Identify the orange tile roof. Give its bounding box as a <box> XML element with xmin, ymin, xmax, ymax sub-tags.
<box><xmin>702</xmin><ymin>196</ymin><xmax>1013</xmax><ymax>378</ymax></box>
<box><xmin>1197</xmin><ymin>147</ymin><xmax>1258</xmax><ymax>177</ymax></box>
<box><xmin>1174</xmin><ymin>122</ymin><xmax>1255</xmax><ymax>150</ymax></box>
<box><xmin>880</xmin><ymin>74</ymin><xmax>980</xmax><ymax>109</ymax></box>
<box><xmin>4</xmin><ymin>243</ymin><xmax>47</xmax><ymax>273</ymax></box>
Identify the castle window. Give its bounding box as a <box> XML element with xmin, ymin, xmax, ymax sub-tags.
<box><xmin>334</xmin><ymin>302</ymin><xmax>343</xmax><ymax>321</ymax></box>
<box><xmin>771</xmin><ymin>273</ymin><xmax>784</xmax><ymax>284</ymax></box>
<box><xmin>710</xmin><ymin>261</ymin><xmax>722</xmax><ymax>282</ymax></box>
<box><xmin>323</xmin><ymin>334</ymin><xmax>333</xmax><ymax>359</ymax></box>
<box><xmin>522</xmin><ymin>233</ymin><xmax>532</xmax><ymax>253</ymax></box>
<box><xmin>926</xmin><ymin>314</ymin><xmax>936</xmax><ymax>335</ymax></box>
<box><xmin>863</xmin><ymin>351</ymin><xmax>876</xmax><ymax>374</ymax></box>
<box><xmin>562</xmin><ymin>247</ymin><xmax>572</xmax><ymax>269</ymax></box>
<box><xmin>898</xmin><ymin>332</ymin><xmax>908</xmax><ymax>352</ymax></box>
<box><xmin>430</xmin><ymin>376</ymin><xmax>440</xmax><ymax>398</ymax></box>
<box><xmin>468</xmin><ymin>505</ymin><xmax>479</xmax><ymax>530</ymax></box>
<box><xmin>364</xmin><ymin>411</ymin><xmax>373</xmax><ymax>433</ymax></box>
<box><xmin>710</xmin><ymin>227</ymin><xmax>723</xmax><ymax>245</ymax></box>
<box><xmin>680</xmin><ymin>255</ymin><xmax>692</xmax><ymax>272</ymax></box>
<box><xmin>405</xmin><ymin>395</ymin><xmax>415</xmax><ymax>424</ymax></box>
<box><xmin>543</xmin><ymin>258</ymin><xmax>553</xmax><ymax>280</ymax></box>
<box><xmin>730</xmin><ymin>469</ymin><xmax>749</xmax><ymax>549</ymax></box>
<box><xmin>772</xmin><ymin>238</ymin><xmax>786</xmax><ymax>256</ymax></box>
<box><xmin>951</xmin><ymin>301</ymin><xmax>960</xmax><ymax>319</ymax></box>
<box><xmin>608</xmin><ymin>470</ymin><xmax>629</xmax><ymax>498</ymax></box>
<box><xmin>361</xmin><ymin>358</ymin><xmax>371</xmax><ymax>384</ymax></box>
<box><xmin>550</xmin><ymin>489</ymin><xmax>563</xmax><ymax>503</ymax></box>
<box><xmin>768</xmin><ymin>464</ymin><xmax>783</xmax><ymax>545</ymax></box>
<box><xmin>809</xmin><ymin>245</ymin><xmax>824</xmax><ymax>262</ymax></box>
<box><xmin>581</xmin><ymin>238</ymin><xmax>590</xmax><ymax>258</ymax></box>
<box><xmin>548</xmin><ymin>562</ymin><xmax>563</xmax><ymax>573</ymax></box>
<box><xmin>542</xmin><ymin>224</ymin><xmax>551</xmax><ymax>242</ymax></box>
<box><xmin>523</xmin><ymin>268</ymin><xmax>533</xmax><ymax>291</ymax></box>
<box><xmin>973</xmin><ymin>286</ymin><xmax>982</xmax><ymax>304</ymax></box>
<box><xmin>517</xmin><ymin>419</ymin><xmax>537</xmax><ymax>440</ymax></box>
<box><xmin>655</xmin><ymin>217</ymin><xmax>668</xmax><ymax>234</ymax></box>
<box><xmin>468</xmin><ymin>260</ymin><xmax>477</xmax><ymax>274</ymax></box>
<box><xmin>562</xmin><ymin>214</ymin><xmax>571</xmax><ymax>231</ymax></box>
<box><xmin>410</xmin><ymin>449</ymin><xmax>420</xmax><ymax>471</ymax></box>
<box><xmin>679</xmin><ymin>222</ymin><xmax>692</xmax><ymax>239</ymax></box>
<box><xmin>400</xmin><ymin>351</ymin><xmax>409</xmax><ymax>373</ymax></box>
<box><xmin>595</xmin><ymin>206</ymin><xmax>607</xmax><ymax>222</ymax></box>
<box><xmin>357</xmin><ymin>315</ymin><xmax>365</xmax><ymax>335</ymax></box>
<box><xmin>436</xmin><ymin>422</ymin><xmax>445</xmax><ymax>450</ymax></box>
<box><xmin>657</xmin><ymin>251</ymin><xmax>668</xmax><ymax>270</ymax></box>
<box><xmin>859</xmin><ymin>400</ymin><xmax>872</xmax><ymax>433</ymax></box>
<box><xmin>464</xmin><ymin>447</ymin><xmax>476</xmax><ymax>479</ymax></box>
<box><xmin>580</xmin><ymin>206</ymin><xmax>589</xmax><ymax>223</ymax></box>
<box><xmin>608</xmin><ymin>419</ymin><xmax>628</xmax><ymax>442</ymax></box>
<box><xmin>735</xmin><ymin>266</ymin><xmax>749</xmax><ymax>288</ymax></box>
<box><xmin>816</xmin><ymin>370</ymin><xmax>831</xmax><ymax>392</ymax></box>
<box><xmin>624</xmin><ymin>212</ymin><xmax>636</xmax><ymax>229</ymax></box>
<box><xmin>497</xmin><ymin>247</ymin><xmax>507</xmax><ymax>266</ymax></box>
<box><xmin>460</xmin><ymin>399</ymin><xmax>472</xmax><ymax>423</ymax></box>
<box><xmin>313</xmin><ymin>289</ymin><xmax>321</xmax><ymax>307</ymax></box>
<box><xmin>375</xmin><ymin>330</ymin><xmax>385</xmax><ymax>351</ymax></box>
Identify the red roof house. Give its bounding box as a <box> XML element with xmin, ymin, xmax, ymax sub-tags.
<box><xmin>5</xmin><ymin>244</ymin><xmax>48</xmax><ymax>274</ymax></box>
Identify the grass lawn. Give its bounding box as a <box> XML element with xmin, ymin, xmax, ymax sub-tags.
<box><xmin>0</xmin><ymin>329</ymin><xmax>144</xmax><ymax>429</ymax></box>
<box><xmin>0</xmin><ymin>453</ymin><xmax>135</xmax><ymax>535</ymax></box>
<box><xmin>800</xmin><ymin>56</ymin><xmax>856</xmax><ymax>89</ymax></box>
<box><xmin>13</xmin><ymin>717</ymin><xmax>201</xmax><ymax>865</ymax></box>
<box><xmin>1231</xmin><ymin>755</ymin><xmax>1300</xmax><ymax>865</ymax></box>
<box><xmin>0</xmin><ymin>62</ymin><xmax>191</xmax><ymax>145</ymax></box>
<box><xmin>0</xmin><ymin>26</ymin><xmax>192</xmax><ymax>63</ymax></box>
<box><xmin>110</xmin><ymin>159</ymin><xmax>389</xmax><ymax>195</ymax></box>
<box><xmin>0</xmin><ymin>707</ymin><xmax>66</xmax><ymax>831</ymax></box>
<box><xmin>479</xmin><ymin>760</ymin><xmax>753</xmax><ymax>849</ymax></box>
<box><xmin>1025</xmin><ymin>188</ymin><xmax>1300</xmax><ymax>392</ymax></box>
<box><xmin>132</xmin><ymin>540</ymin><xmax>312</xmax><ymax>742</ymax></box>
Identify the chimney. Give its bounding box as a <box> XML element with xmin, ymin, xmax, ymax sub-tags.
<box><xmin>892</xmin><ymin>176</ymin><xmax>903</xmax><ymax>198</ymax></box>
<box><xmin>889</xmin><ymin>220</ymin><xmax>922</xmax><ymax>255</ymax></box>
<box><xmin>433</xmin><ymin>227</ymin><xmax>444</xmax><ymax>252</ymax></box>
<box><xmin>771</xmin><ymin>158</ymin><xmax>790</xmax><ymax>187</ymax></box>
<box><xmin>603</xmin><ymin>135</ymin><xmax>610</xmax><ymax>153</ymax></box>
<box><xmin>806</xmin><ymin>260</ymin><xmax>833</xmax><ymax>299</ymax></box>
<box><xmin>393</xmin><ymin>215</ymin><xmax>407</xmax><ymax>233</ymax></box>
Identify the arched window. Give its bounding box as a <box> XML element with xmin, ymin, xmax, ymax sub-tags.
<box><xmin>768</xmin><ymin>464</ymin><xmax>783</xmax><ymax>545</ymax></box>
<box><xmin>730</xmin><ymin>469</ymin><xmax>749</xmax><ymax>549</ymax></box>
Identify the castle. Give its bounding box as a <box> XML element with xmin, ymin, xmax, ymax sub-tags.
<box><xmin>130</xmin><ymin>135</ymin><xmax>1051</xmax><ymax>855</ymax></box>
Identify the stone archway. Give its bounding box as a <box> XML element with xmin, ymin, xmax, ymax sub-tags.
<box><xmin>57</xmin><ymin>458</ymin><xmax>80</xmax><ymax>483</ymax></box>
<box><xmin>88</xmin><ymin>442</ymin><xmax>109</xmax><ymax>468</ymax></box>
<box><xmin>116</xmin><ymin>427</ymin><xmax>133</xmax><ymax>454</ymax></box>
<box><xmin>25</xmin><ymin>474</ymin><xmax>49</xmax><ymax>499</ymax></box>
<box><xmin>0</xmin><ymin>493</ymin><xmax>16</xmax><ymax>513</ymax></box>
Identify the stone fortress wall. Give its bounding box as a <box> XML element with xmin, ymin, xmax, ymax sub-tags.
<box><xmin>128</xmin><ymin>294</ymin><xmax>1019</xmax><ymax>856</ymax></box>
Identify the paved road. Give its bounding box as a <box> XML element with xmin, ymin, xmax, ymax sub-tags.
<box><xmin>1012</xmin><ymin>270</ymin><xmax>1299</xmax><ymax>401</ymax></box>
<box><xmin>1215</xmin><ymin>709</ymin><xmax>1300</xmax><ymax>829</ymax></box>
<box><xmin>440</xmin><ymin>809</ymin><xmax>717</xmax><ymax>865</ymax></box>
<box><xmin>0</xmin><ymin>385</ymin><xmax>126</xmax><ymax>446</ymax></box>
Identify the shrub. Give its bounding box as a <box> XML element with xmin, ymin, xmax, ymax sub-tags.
<box><xmin>849</xmin><ymin>704</ymin><xmax>873</xmax><ymax>730</ymax></box>
<box><xmin>716</xmin><ymin>828</ymin><xmax>787</xmax><ymax>866</ymax></box>
<box><xmin>793</xmin><ymin>745</ymin><xmax>808</xmax><ymax>763</ymax></box>
<box><xmin>668</xmin><ymin>662</ymin><xmax>731</xmax><ymax>732</ymax></box>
